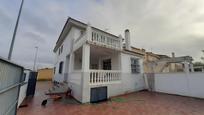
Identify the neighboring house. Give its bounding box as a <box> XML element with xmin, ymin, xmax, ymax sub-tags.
<box><xmin>144</xmin><ymin>52</ymin><xmax>193</xmax><ymax>73</ymax></box>
<box><xmin>37</xmin><ymin>68</ymin><xmax>53</xmax><ymax>81</ymax></box>
<box><xmin>53</xmin><ymin>17</ymin><xmax>146</xmax><ymax>103</ymax></box>
<box><xmin>131</xmin><ymin>48</ymin><xmax>192</xmax><ymax>73</ymax></box>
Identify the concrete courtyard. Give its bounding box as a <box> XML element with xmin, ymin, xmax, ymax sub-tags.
<box><xmin>17</xmin><ymin>81</ymin><xmax>204</xmax><ymax>115</ymax></box>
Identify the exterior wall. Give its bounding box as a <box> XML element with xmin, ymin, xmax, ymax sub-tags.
<box><xmin>153</xmin><ymin>72</ymin><xmax>204</xmax><ymax>98</ymax></box>
<box><xmin>68</xmin><ymin>71</ymin><xmax>82</xmax><ymax>102</ymax></box>
<box><xmin>37</xmin><ymin>68</ymin><xmax>53</xmax><ymax>80</ymax></box>
<box><xmin>54</xmin><ymin>27</ymin><xmax>83</xmax><ymax>82</ymax></box>
<box><xmin>119</xmin><ymin>53</ymin><xmax>145</xmax><ymax>94</ymax></box>
<box><xmin>105</xmin><ymin>74</ymin><xmax>145</xmax><ymax>98</ymax></box>
<box><xmin>74</xmin><ymin>50</ymin><xmax>82</xmax><ymax>70</ymax></box>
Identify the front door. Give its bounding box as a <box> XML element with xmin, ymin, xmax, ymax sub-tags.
<box><xmin>103</xmin><ymin>59</ymin><xmax>111</xmax><ymax>70</ymax></box>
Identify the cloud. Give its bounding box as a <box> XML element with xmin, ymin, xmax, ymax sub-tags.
<box><xmin>23</xmin><ymin>31</ymin><xmax>46</xmax><ymax>44</ymax></box>
<box><xmin>0</xmin><ymin>0</ymin><xmax>204</xmax><ymax>70</ymax></box>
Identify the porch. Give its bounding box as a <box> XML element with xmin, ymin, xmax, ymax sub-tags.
<box><xmin>68</xmin><ymin>44</ymin><xmax>121</xmax><ymax>86</ymax></box>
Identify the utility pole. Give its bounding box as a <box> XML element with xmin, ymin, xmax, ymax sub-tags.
<box><xmin>33</xmin><ymin>46</ymin><xmax>38</xmax><ymax>71</ymax></box>
<box><xmin>8</xmin><ymin>0</ymin><xmax>24</xmax><ymax>60</ymax></box>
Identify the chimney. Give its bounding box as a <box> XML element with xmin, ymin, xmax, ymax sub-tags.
<box><xmin>172</xmin><ymin>52</ymin><xmax>175</xmax><ymax>58</ymax></box>
<box><xmin>125</xmin><ymin>29</ymin><xmax>131</xmax><ymax>50</ymax></box>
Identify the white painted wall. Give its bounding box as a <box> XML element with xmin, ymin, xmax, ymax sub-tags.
<box><xmin>119</xmin><ymin>53</ymin><xmax>145</xmax><ymax>94</ymax></box>
<box><xmin>154</xmin><ymin>72</ymin><xmax>204</xmax><ymax>98</ymax></box>
<box><xmin>54</xmin><ymin>27</ymin><xmax>83</xmax><ymax>82</ymax></box>
<box><xmin>107</xmin><ymin>74</ymin><xmax>145</xmax><ymax>98</ymax></box>
<box><xmin>68</xmin><ymin>71</ymin><xmax>82</xmax><ymax>102</ymax></box>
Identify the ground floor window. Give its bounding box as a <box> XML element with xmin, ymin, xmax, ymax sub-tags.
<box><xmin>59</xmin><ymin>61</ymin><xmax>64</xmax><ymax>74</ymax></box>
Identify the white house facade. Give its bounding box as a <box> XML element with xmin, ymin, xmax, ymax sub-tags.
<box><xmin>53</xmin><ymin>18</ymin><xmax>146</xmax><ymax>103</ymax></box>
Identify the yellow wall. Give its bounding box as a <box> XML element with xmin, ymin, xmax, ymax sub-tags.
<box><xmin>37</xmin><ymin>68</ymin><xmax>53</xmax><ymax>80</ymax></box>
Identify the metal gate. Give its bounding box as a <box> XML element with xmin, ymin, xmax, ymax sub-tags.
<box><xmin>0</xmin><ymin>58</ymin><xmax>23</xmax><ymax>115</ymax></box>
<box><xmin>26</xmin><ymin>72</ymin><xmax>37</xmax><ymax>96</ymax></box>
<box><xmin>90</xmin><ymin>86</ymin><xmax>107</xmax><ymax>103</ymax></box>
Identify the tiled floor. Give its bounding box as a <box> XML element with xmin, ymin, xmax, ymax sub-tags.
<box><xmin>17</xmin><ymin>81</ymin><xmax>204</xmax><ymax>115</ymax></box>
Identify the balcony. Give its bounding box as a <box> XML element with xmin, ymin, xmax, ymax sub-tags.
<box><xmin>89</xmin><ymin>29</ymin><xmax>121</xmax><ymax>50</ymax></box>
<box><xmin>73</xmin><ymin>27</ymin><xmax>122</xmax><ymax>52</ymax></box>
<box><xmin>89</xmin><ymin>70</ymin><xmax>121</xmax><ymax>85</ymax></box>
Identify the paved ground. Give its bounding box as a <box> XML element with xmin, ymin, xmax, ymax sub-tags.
<box><xmin>17</xmin><ymin>81</ymin><xmax>204</xmax><ymax>115</ymax></box>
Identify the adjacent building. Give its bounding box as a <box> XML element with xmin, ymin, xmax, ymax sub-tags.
<box><xmin>37</xmin><ymin>68</ymin><xmax>53</xmax><ymax>81</ymax></box>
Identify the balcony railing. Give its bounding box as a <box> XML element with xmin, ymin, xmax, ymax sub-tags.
<box><xmin>73</xmin><ymin>28</ymin><xmax>121</xmax><ymax>52</ymax></box>
<box><xmin>89</xmin><ymin>70</ymin><xmax>121</xmax><ymax>85</ymax></box>
<box><xmin>90</xmin><ymin>29</ymin><xmax>121</xmax><ymax>50</ymax></box>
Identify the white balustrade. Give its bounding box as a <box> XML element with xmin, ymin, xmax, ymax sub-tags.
<box><xmin>89</xmin><ymin>70</ymin><xmax>121</xmax><ymax>85</ymax></box>
<box><xmin>74</xmin><ymin>28</ymin><xmax>121</xmax><ymax>51</ymax></box>
<box><xmin>90</xmin><ymin>30</ymin><xmax>121</xmax><ymax>50</ymax></box>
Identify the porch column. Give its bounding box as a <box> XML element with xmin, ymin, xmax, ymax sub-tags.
<box><xmin>81</xmin><ymin>43</ymin><xmax>90</xmax><ymax>103</ymax></box>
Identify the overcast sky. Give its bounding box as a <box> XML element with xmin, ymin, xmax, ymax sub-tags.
<box><xmin>0</xmin><ymin>0</ymin><xmax>204</xmax><ymax>69</ymax></box>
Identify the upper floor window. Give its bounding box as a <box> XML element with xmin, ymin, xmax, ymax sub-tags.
<box><xmin>58</xmin><ymin>45</ymin><xmax>63</xmax><ymax>56</ymax></box>
<box><xmin>131</xmin><ymin>58</ymin><xmax>140</xmax><ymax>74</ymax></box>
<box><xmin>61</xmin><ymin>45</ymin><xmax>63</xmax><ymax>54</ymax></box>
<box><xmin>59</xmin><ymin>61</ymin><xmax>64</xmax><ymax>74</ymax></box>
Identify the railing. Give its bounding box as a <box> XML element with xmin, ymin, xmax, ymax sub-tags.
<box><xmin>90</xmin><ymin>29</ymin><xmax>121</xmax><ymax>50</ymax></box>
<box><xmin>89</xmin><ymin>70</ymin><xmax>121</xmax><ymax>85</ymax></box>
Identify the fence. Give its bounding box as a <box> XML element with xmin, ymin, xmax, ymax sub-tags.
<box><xmin>145</xmin><ymin>72</ymin><xmax>204</xmax><ymax>98</ymax></box>
<box><xmin>0</xmin><ymin>58</ymin><xmax>23</xmax><ymax>115</ymax></box>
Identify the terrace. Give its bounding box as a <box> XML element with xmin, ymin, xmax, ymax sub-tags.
<box><xmin>17</xmin><ymin>81</ymin><xmax>204</xmax><ymax>115</ymax></box>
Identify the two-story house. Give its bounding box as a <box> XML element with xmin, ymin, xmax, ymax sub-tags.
<box><xmin>53</xmin><ymin>17</ymin><xmax>146</xmax><ymax>103</ymax></box>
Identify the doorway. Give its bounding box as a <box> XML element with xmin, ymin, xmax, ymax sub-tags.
<box><xmin>103</xmin><ymin>59</ymin><xmax>111</xmax><ymax>70</ymax></box>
